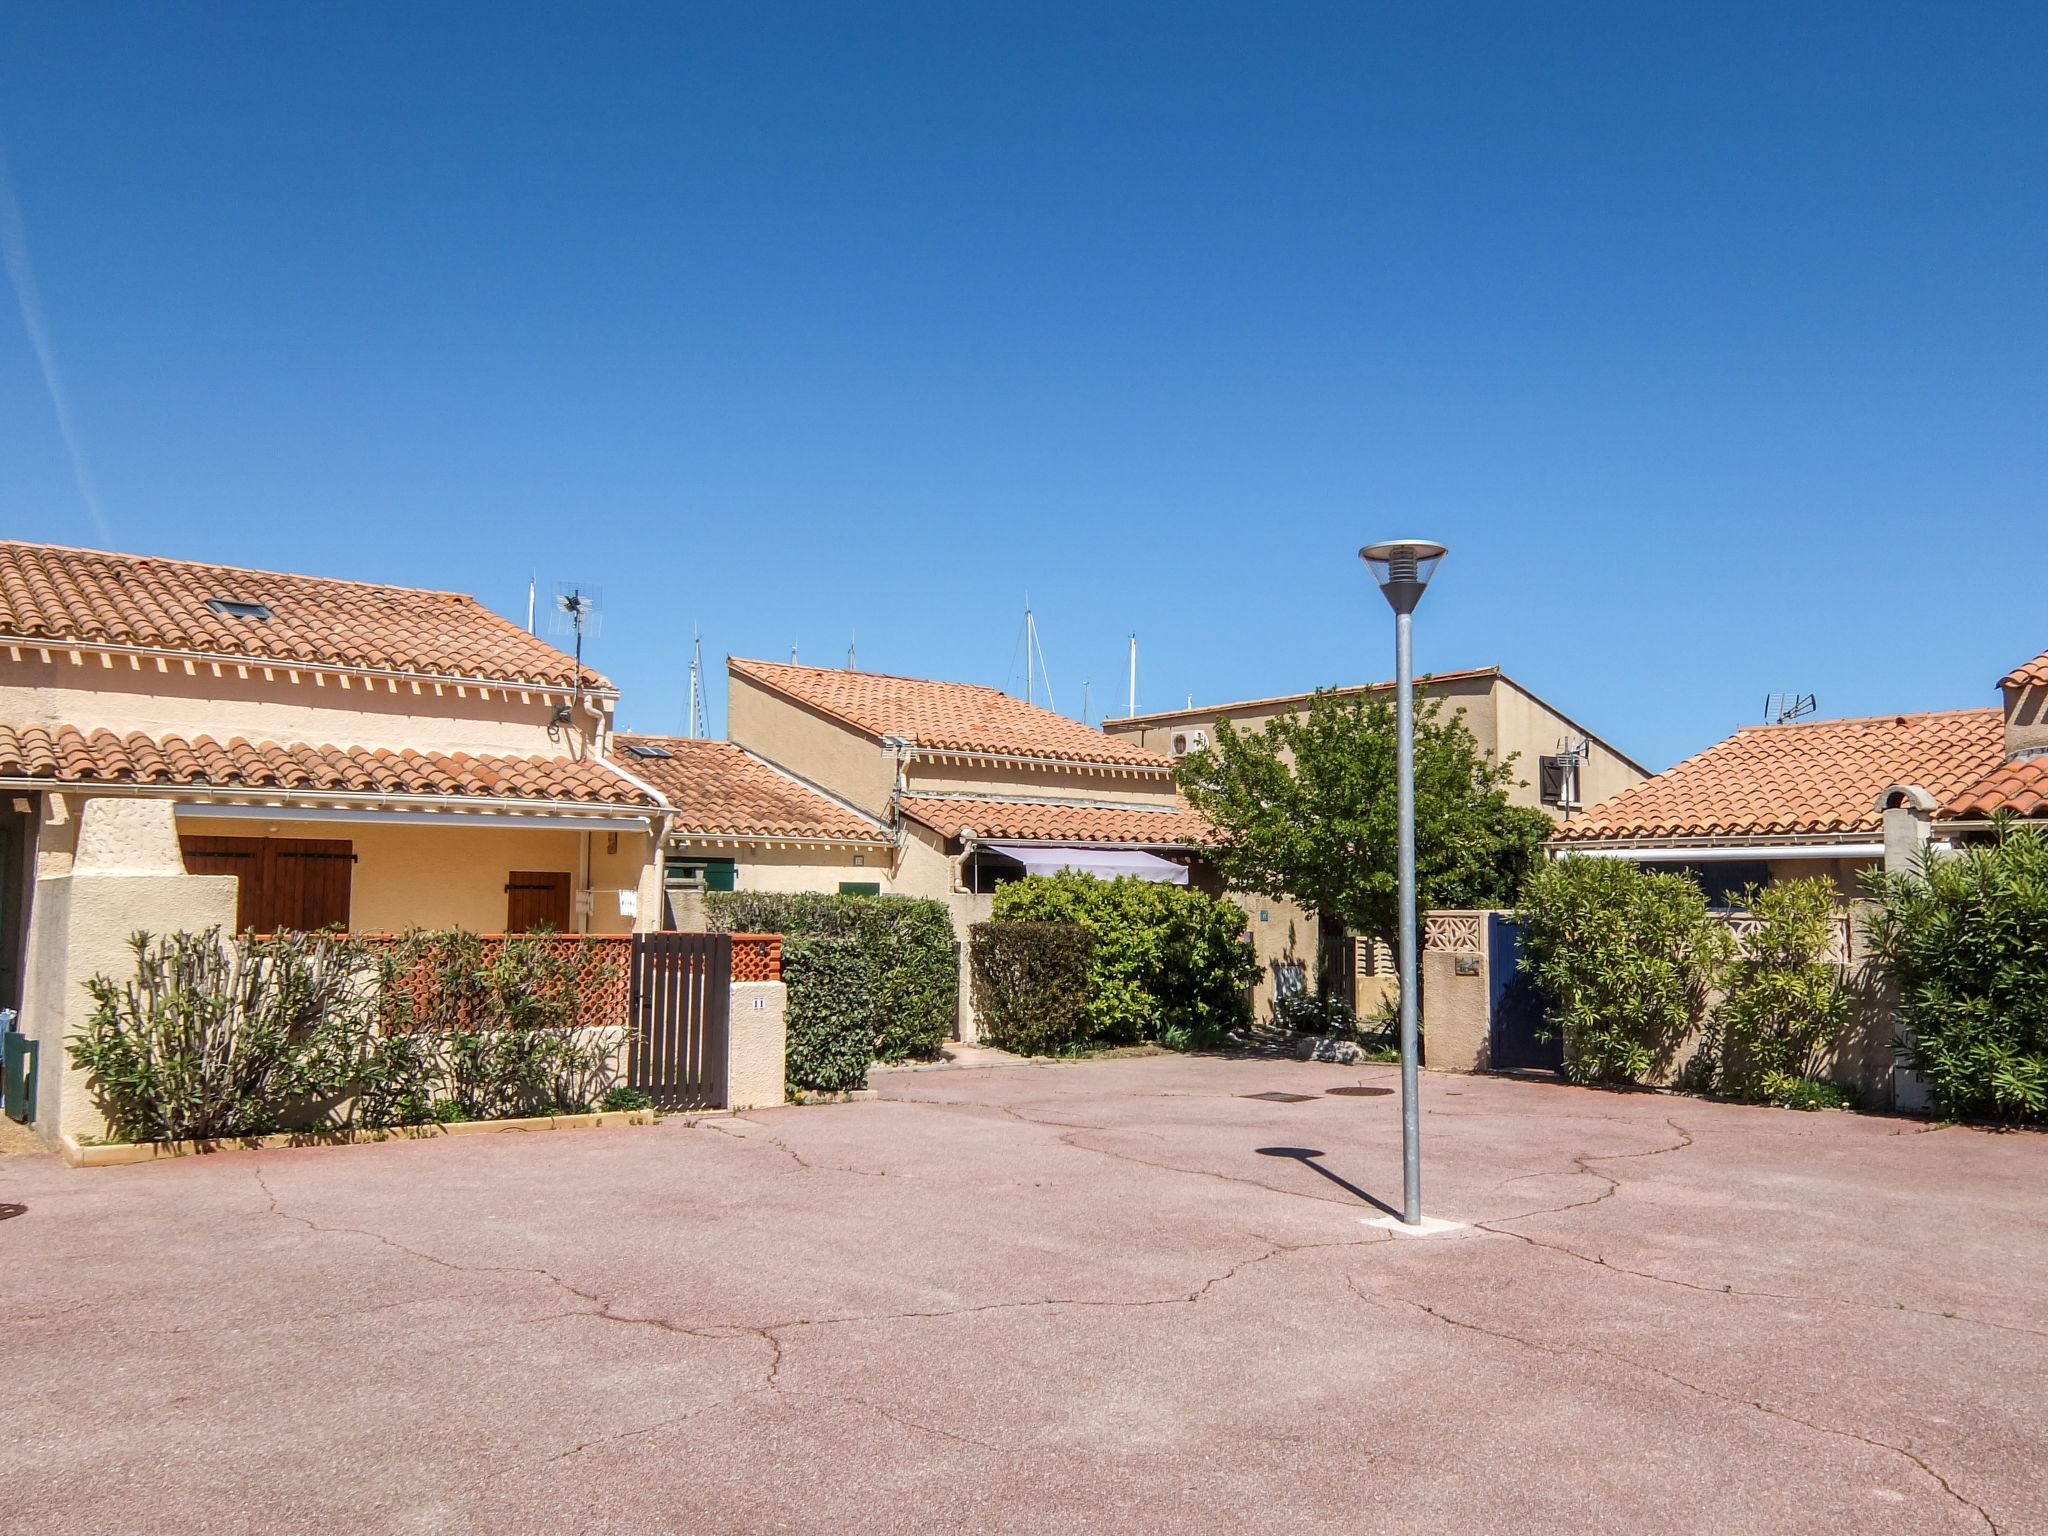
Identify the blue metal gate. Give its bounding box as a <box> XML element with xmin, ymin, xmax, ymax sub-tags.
<box><xmin>1487</xmin><ymin>914</ymin><xmax>1561</xmax><ymax>1073</ymax></box>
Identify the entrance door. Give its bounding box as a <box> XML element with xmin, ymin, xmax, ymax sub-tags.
<box><xmin>180</xmin><ymin>835</ymin><xmax>355</xmax><ymax>933</ymax></box>
<box><xmin>506</xmin><ymin>871</ymin><xmax>572</xmax><ymax>932</ymax></box>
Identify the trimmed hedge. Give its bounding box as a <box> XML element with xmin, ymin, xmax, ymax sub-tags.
<box><xmin>704</xmin><ymin>891</ymin><xmax>956</xmax><ymax>1091</ymax></box>
<box><xmin>988</xmin><ymin>873</ymin><xmax>1257</xmax><ymax>1051</ymax></box>
<box><xmin>969</xmin><ymin>921</ymin><xmax>1097</xmax><ymax>1056</ymax></box>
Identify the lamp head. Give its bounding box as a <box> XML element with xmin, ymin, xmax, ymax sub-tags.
<box><xmin>1359</xmin><ymin>539</ymin><xmax>1447</xmax><ymax>615</ymax></box>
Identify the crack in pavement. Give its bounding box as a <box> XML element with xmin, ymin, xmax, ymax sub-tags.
<box><xmin>1353</xmin><ymin>1278</ymin><xmax>2001</xmax><ymax>1535</ymax></box>
<box><xmin>702</xmin><ymin>1117</ymin><xmax>892</xmax><ymax>1177</ymax></box>
<box><xmin>1469</xmin><ymin>1125</ymin><xmax>2048</xmax><ymax>1343</ymax></box>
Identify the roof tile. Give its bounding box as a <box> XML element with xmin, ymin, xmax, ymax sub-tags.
<box><xmin>0</xmin><ymin>541</ymin><xmax>606</xmax><ymax>691</ymax></box>
<box><xmin>1553</xmin><ymin>709</ymin><xmax>2003</xmax><ymax>844</ymax></box>
<box><xmin>0</xmin><ymin>724</ymin><xmax>653</xmax><ymax>807</ymax></box>
<box><xmin>897</xmin><ymin>795</ymin><xmax>1211</xmax><ymax>846</ymax></box>
<box><xmin>1940</xmin><ymin>758</ymin><xmax>2048</xmax><ymax>819</ymax></box>
<box><xmin>610</xmin><ymin>735</ymin><xmax>889</xmax><ymax>842</ymax></box>
<box><xmin>731</xmin><ymin>658</ymin><xmax>1169</xmax><ymax>769</ymax></box>
<box><xmin>2000</xmin><ymin>648</ymin><xmax>2048</xmax><ymax>690</ymax></box>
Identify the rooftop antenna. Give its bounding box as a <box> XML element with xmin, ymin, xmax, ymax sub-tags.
<box><xmin>548</xmin><ymin>581</ymin><xmax>602</xmax><ymax>737</ymax></box>
<box><xmin>1083</xmin><ymin>680</ymin><xmax>1092</xmax><ymax>726</ymax></box>
<box><xmin>791</xmin><ymin>639</ymin><xmax>798</xmax><ymax>664</ymax></box>
<box><xmin>847</xmin><ymin>631</ymin><xmax>857</xmax><ymax>670</ymax></box>
<box><xmin>1551</xmin><ymin>734</ymin><xmax>1589</xmax><ymax>818</ymax></box>
<box><xmin>1765</xmin><ymin>692</ymin><xmax>1818</xmax><ymax>725</ymax></box>
<box><xmin>1128</xmin><ymin>634</ymin><xmax>1137</xmax><ymax>717</ymax></box>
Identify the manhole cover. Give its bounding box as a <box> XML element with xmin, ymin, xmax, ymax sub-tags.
<box><xmin>1240</xmin><ymin>1091</ymin><xmax>1317</xmax><ymax>1103</ymax></box>
<box><xmin>1326</xmin><ymin>1086</ymin><xmax>1395</xmax><ymax>1098</ymax></box>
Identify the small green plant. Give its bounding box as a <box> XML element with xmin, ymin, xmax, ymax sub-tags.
<box><xmin>1863</xmin><ymin>824</ymin><xmax>2048</xmax><ymax>1121</ymax></box>
<box><xmin>599</xmin><ymin>1086</ymin><xmax>652</xmax><ymax>1112</ymax></box>
<box><xmin>430</xmin><ymin>1099</ymin><xmax>472</xmax><ymax>1124</ymax></box>
<box><xmin>1771</xmin><ymin>1075</ymin><xmax>1854</xmax><ymax>1112</ymax></box>
<box><xmin>1517</xmin><ymin>857</ymin><xmax>1732</xmax><ymax>1085</ymax></box>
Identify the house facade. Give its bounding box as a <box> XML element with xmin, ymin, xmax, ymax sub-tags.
<box><xmin>723</xmin><ymin>658</ymin><xmax>1209</xmax><ymax>1035</ymax></box>
<box><xmin>1102</xmin><ymin>667</ymin><xmax>1646</xmax><ymax>1016</ymax></box>
<box><xmin>0</xmin><ymin>541</ymin><xmax>676</xmax><ymax>1138</ymax></box>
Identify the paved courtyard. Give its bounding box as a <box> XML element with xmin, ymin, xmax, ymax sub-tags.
<box><xmin>6</xmin><ymin>1055</ymin><xmax>2044</xmax><ymax>1534</ymax></box>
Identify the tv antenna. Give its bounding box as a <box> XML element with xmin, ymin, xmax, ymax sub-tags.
<box><xmin>1550</xmin><ymin>734</ymin><xmax>1589</xmax><ymax>817</ymax></box>
<box><xmin>549</xmin><ymin>582</ymin><xmax>601</xmax><ymax>738</ymax></box>
<box><xmin>1765</xmin><ymin>692</ymin><xmax>1817</xmax><ymax>725</ymax></box>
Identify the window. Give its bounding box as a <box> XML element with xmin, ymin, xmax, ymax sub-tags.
<box><xmin>204</xmin><ymin>598</ymin><xmax>273</xmax><ymax>621</ymax></box>
<box><xmin>664</xmin><ymin>856</ymin><xmax>736</xmax><ymax>892</ymax></box>
<box><xmin>625</xmin><ymin>742</ymin><xmax>673</xmax><ymax>760</ymax></box>
<box><xmin>1539</xmin><ymin>755</ymin><xmax>1580</xmax><ymax>809</ymax></box>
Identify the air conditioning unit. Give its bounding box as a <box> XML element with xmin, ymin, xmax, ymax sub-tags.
<box><xmin>1170</xmin><ymin>729</ymin><xmax>1208</xmax><ymax>757</ymax></box>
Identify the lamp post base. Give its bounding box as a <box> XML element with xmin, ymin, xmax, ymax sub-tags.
<box><xmin>1363</xmin><ymin>1214</ymin><xmax>1467</xmax><ymax>1238</ymax></box>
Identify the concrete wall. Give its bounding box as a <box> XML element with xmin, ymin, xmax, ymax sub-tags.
<box><xmin>2004</xmin><ymin>681</ymin><xmax>2048</xmax><ymax>756</ymax></box>
<box><xmin>1419</xmin><ymin>911</ymin><xmax>1493</xmax><ymax>1072</ymax></box>
<box><xmin>0</xmin><ymin>651</ymin><xmax>607</xmax><ymax>760</ymax></box>
<box><xmin>727</xmin><ymin>980</ymin><xmax>788</xmax><ymax>1110</ymax></box>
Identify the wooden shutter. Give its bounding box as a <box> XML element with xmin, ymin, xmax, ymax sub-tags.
<box><xmin>180</xmin><ymin>835</ymin><xmax>265</xmax><ymax>932</ymax></box>
<box><xmin>264</xmin><ymin>839</ymin><xmax>354</xmax><ymax>931</ymax></box>
<box><xmin>506</xmin><ymin>871</ymin><xmax>572</xmax><ymax>932</ymax></box>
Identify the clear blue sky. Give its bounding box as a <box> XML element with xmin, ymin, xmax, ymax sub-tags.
<box><xmin>2</xmin><ymin>3</ymin><xmax>2041</xmax><ymax>769</ymax></box>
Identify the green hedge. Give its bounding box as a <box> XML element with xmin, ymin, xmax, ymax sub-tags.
<box><xmin>969</xmin><ymin>921</ymin><xmax>1097</xmax><ymax>1056</ymax></box>
<box><xmin>988</xmin><ymin>873</ymin><xmax>1256</xmax><ymax>1051</ymax></box>
<box><xmin>704</xmin><ymin>891</ymin><xmax>956</xmax><ymax>1090</ymax></box>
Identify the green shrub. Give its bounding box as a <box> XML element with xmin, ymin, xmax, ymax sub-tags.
<box><xmin>71</xmin><ymin>929</ymin><xmax>372</xmax><ymax>1143</ymax></box>
<box><xmin>989</xmin><ymin>873</ymin><xmax>1257</xmax><ymax>1051</ymax></box>
<box><xmin>599</xmin><ymin>1086</ymin><xmax>652</xmax><ymax>1112</ymax></box>
<box><xmin>73</xmin><ymin>926</ymin><xmax>620</xmax><ymax>1143</ymax></box>
<box><xmin>1709</xmin><ymin>878</ymin><xmax>1852</xmax><ymax>1104</ymax></box>
<box><xmin>969</xmin><ymin>922</ymin><xmax>1098</xmax><ymax>1055</ymax></box>
<box><xmin>705</xmin><ymin>891</ymin><xmax>957</xmax><ymax>1066</ymax></box>
<box><xmin>780</xmin><ymin>934</ymin><xmax>882</xmax><ymax>1092</ymax></box>
<box><xmin>1863</xmin><ymin>826</ymin><xmax>2048</xmax><ymax>1121</ymax></box>
<box><xmin>1517</xmin><ymin>857</ymin><xmax>1733</xmax><ymax>1085</ymax></box>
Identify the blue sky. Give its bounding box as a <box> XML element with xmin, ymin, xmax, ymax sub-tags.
<box><xmin>1</xmin><ymin>3</ymin><xmax>2041</xmax><ymax>769</ymax></box>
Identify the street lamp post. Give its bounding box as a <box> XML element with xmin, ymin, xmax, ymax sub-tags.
<box><xmin>1360</xmin><ymin>539</ymin><xmax>1447</xmax><ymax>1228</ymax></box>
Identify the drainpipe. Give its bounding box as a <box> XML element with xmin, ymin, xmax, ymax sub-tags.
<box><xmin>951</xmin><ymin>829</ymin><xmax>980</xmax><ymax>895</ymax></box>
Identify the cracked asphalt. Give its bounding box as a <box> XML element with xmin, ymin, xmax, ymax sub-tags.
<box><xmin>6</xmin><ymin>1054</ymin><xmax>2045</xmax><ymax>1535</ymax></box>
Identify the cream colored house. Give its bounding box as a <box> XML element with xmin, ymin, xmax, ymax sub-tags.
<box><xmin>0</xmin><ymin>540</ymin><xmax>672</xmax><ymax>1136</ymax></box>
<box><xmin>724</xmin><ymin>658</ymin><xmax>1210</xmax><ymax>1036</ymax></box>
<box><xmin>1103</xmin><ymin>667</ymin><xmax>1647</xmax><ymax>1018</ymax></box>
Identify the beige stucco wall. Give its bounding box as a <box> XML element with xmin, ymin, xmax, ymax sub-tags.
<box><xmin>21</xmin><ymin>798</ymin><xmax>241</xmax><ymax>1143</ymax></box>
<box><xmin>727</xmin><ymin>979</ymin><xmax>788</xmax><ymax>1109</ymax></box>
<box><xmin>905</xmin><ymin>758</ymin><xmax>1179</xmax><ymax>807</ymax></box>
<box><xmin>727</xmin><ymin>673</ymin><xmax>897</xmax><ymax>816</ymax></box>
<box><xmin>1419</xmin><ymin>911</ymin><xmax>1493</xmax><ymax>1072</ymax></box>
<box><xmin>173</xmin><ymin>812</ymin><xmax>655</xmax><ymax>934</ymax></box>
<box><xmin>0</xmin><ymin>652</ymin><xmax>609</xmax><ymax>760</ymax></box>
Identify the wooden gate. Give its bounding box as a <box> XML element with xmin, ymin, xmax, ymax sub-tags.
<box><xmin>627</xmin><ymin>932</ymin><xmax>731</xmax><ymax>1108</ymax></box>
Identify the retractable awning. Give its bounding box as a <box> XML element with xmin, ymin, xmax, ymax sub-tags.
<box><xmin>984</xmin><ymin>842</ymin><xmax>1189</xmax><ymax>884</ymax></box>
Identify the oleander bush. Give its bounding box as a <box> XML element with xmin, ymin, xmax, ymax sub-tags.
<box><xmin>988</xmin><ymin>873</ymin><xmax>1257</xmax><ymax>1051</ymax></box>
<box><xmin>1516</xmin><ymin>857</ymin><xmax>1733</xmax><ymax>1085</ymax></box>
<box><xmin>1863</xmin><ymin>826</ymin><xmax>2048</xmax><ymax>1121</ymax></box>
<box><xmin>704</xmin><ymin>891</ymin><xmax>957</xmax><ymax>1085</ymax></box>
<box><xmin>71</xmin><ymin>926</ymin><xmax>621</xmax><ymax>1143</ymax></box>
<box><xmin>969</xmin><ymin>921</ymin><xmax>1098</xmax><ymax>1055</ymax></box>
<box><xmin>1705</xmin><ymin>878</ymin><xmax>1853</xmax><ymax>1107</ymax></box>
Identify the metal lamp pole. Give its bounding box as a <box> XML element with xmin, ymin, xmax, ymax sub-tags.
<box><xmin>1360</xmin><ymin>539</ymin><xmax>1447</xmax><ymax>1227</ymax></box>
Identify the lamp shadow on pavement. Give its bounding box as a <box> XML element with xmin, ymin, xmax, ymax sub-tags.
<box><xmin>1254</xmin><ymin>1147</ymin><xmax>1399</xmax><ymax>1219</ymax></box>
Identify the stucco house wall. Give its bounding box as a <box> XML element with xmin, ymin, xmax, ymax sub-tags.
<box><xmin>726</xmin><ymin>672</ymin><xmax>898</xmax><ymax>816</ymax></box>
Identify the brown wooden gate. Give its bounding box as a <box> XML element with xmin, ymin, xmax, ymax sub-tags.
<box><xmin>627</xmin><ymin>932</ymin><xmax>730</xmax><ymax>1108</ymax></box>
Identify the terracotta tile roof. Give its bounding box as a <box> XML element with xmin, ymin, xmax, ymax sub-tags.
<box><xmin>610</xmin><ymin>735</ymin><xmax>889</xmax><ymax>842</ymax></box>
<box><xmin>1940</xmin><ymin>758</ymin><xmax>2048</xmax><ymax>820</ymax></box>
<box><xmin>2000</xmin><ymin>648</ymin><xmax>2048</xmax><ymax>690</ymax></box>
<box><xmin>730</xmin><ymin>657</ymin><xmax>1169</xmax><ymax>769</ymax></box>
<box><xmin>0</xmin><ymin>541</ymin><xmax>608</xmax><ymax>691</ymax></box>
<box><xmin>898</xmin><ymin>795</ymin><xmax>1212</xmax><ymax>846</ymax></box>
<box><xmin>0</xmin><ymin>723</ymin><xmax>653</xmax><ymax>807</ymax></box>
<box><xmin>1552</xmin><ymin>709</ymin><xmax>2004</xmax><ymax>844</ymax></box>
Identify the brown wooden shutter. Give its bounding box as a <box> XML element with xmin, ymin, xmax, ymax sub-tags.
<box><xmin>505</xmin><ymin>871</ymin><xmax>572</xmax><ymax>933</ymax></box>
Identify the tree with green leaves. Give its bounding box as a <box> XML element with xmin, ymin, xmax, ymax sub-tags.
<box><xmin>1174</xmin><ymin>687</ymin><xmax>1554</xmax><ymax>950</ymax></box>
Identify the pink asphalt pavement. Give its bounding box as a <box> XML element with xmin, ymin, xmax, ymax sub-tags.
<box><xmin>6</xmin><ymin>1054</ymin><xmax>2044</xmax><ymax>1534</ymax></box>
